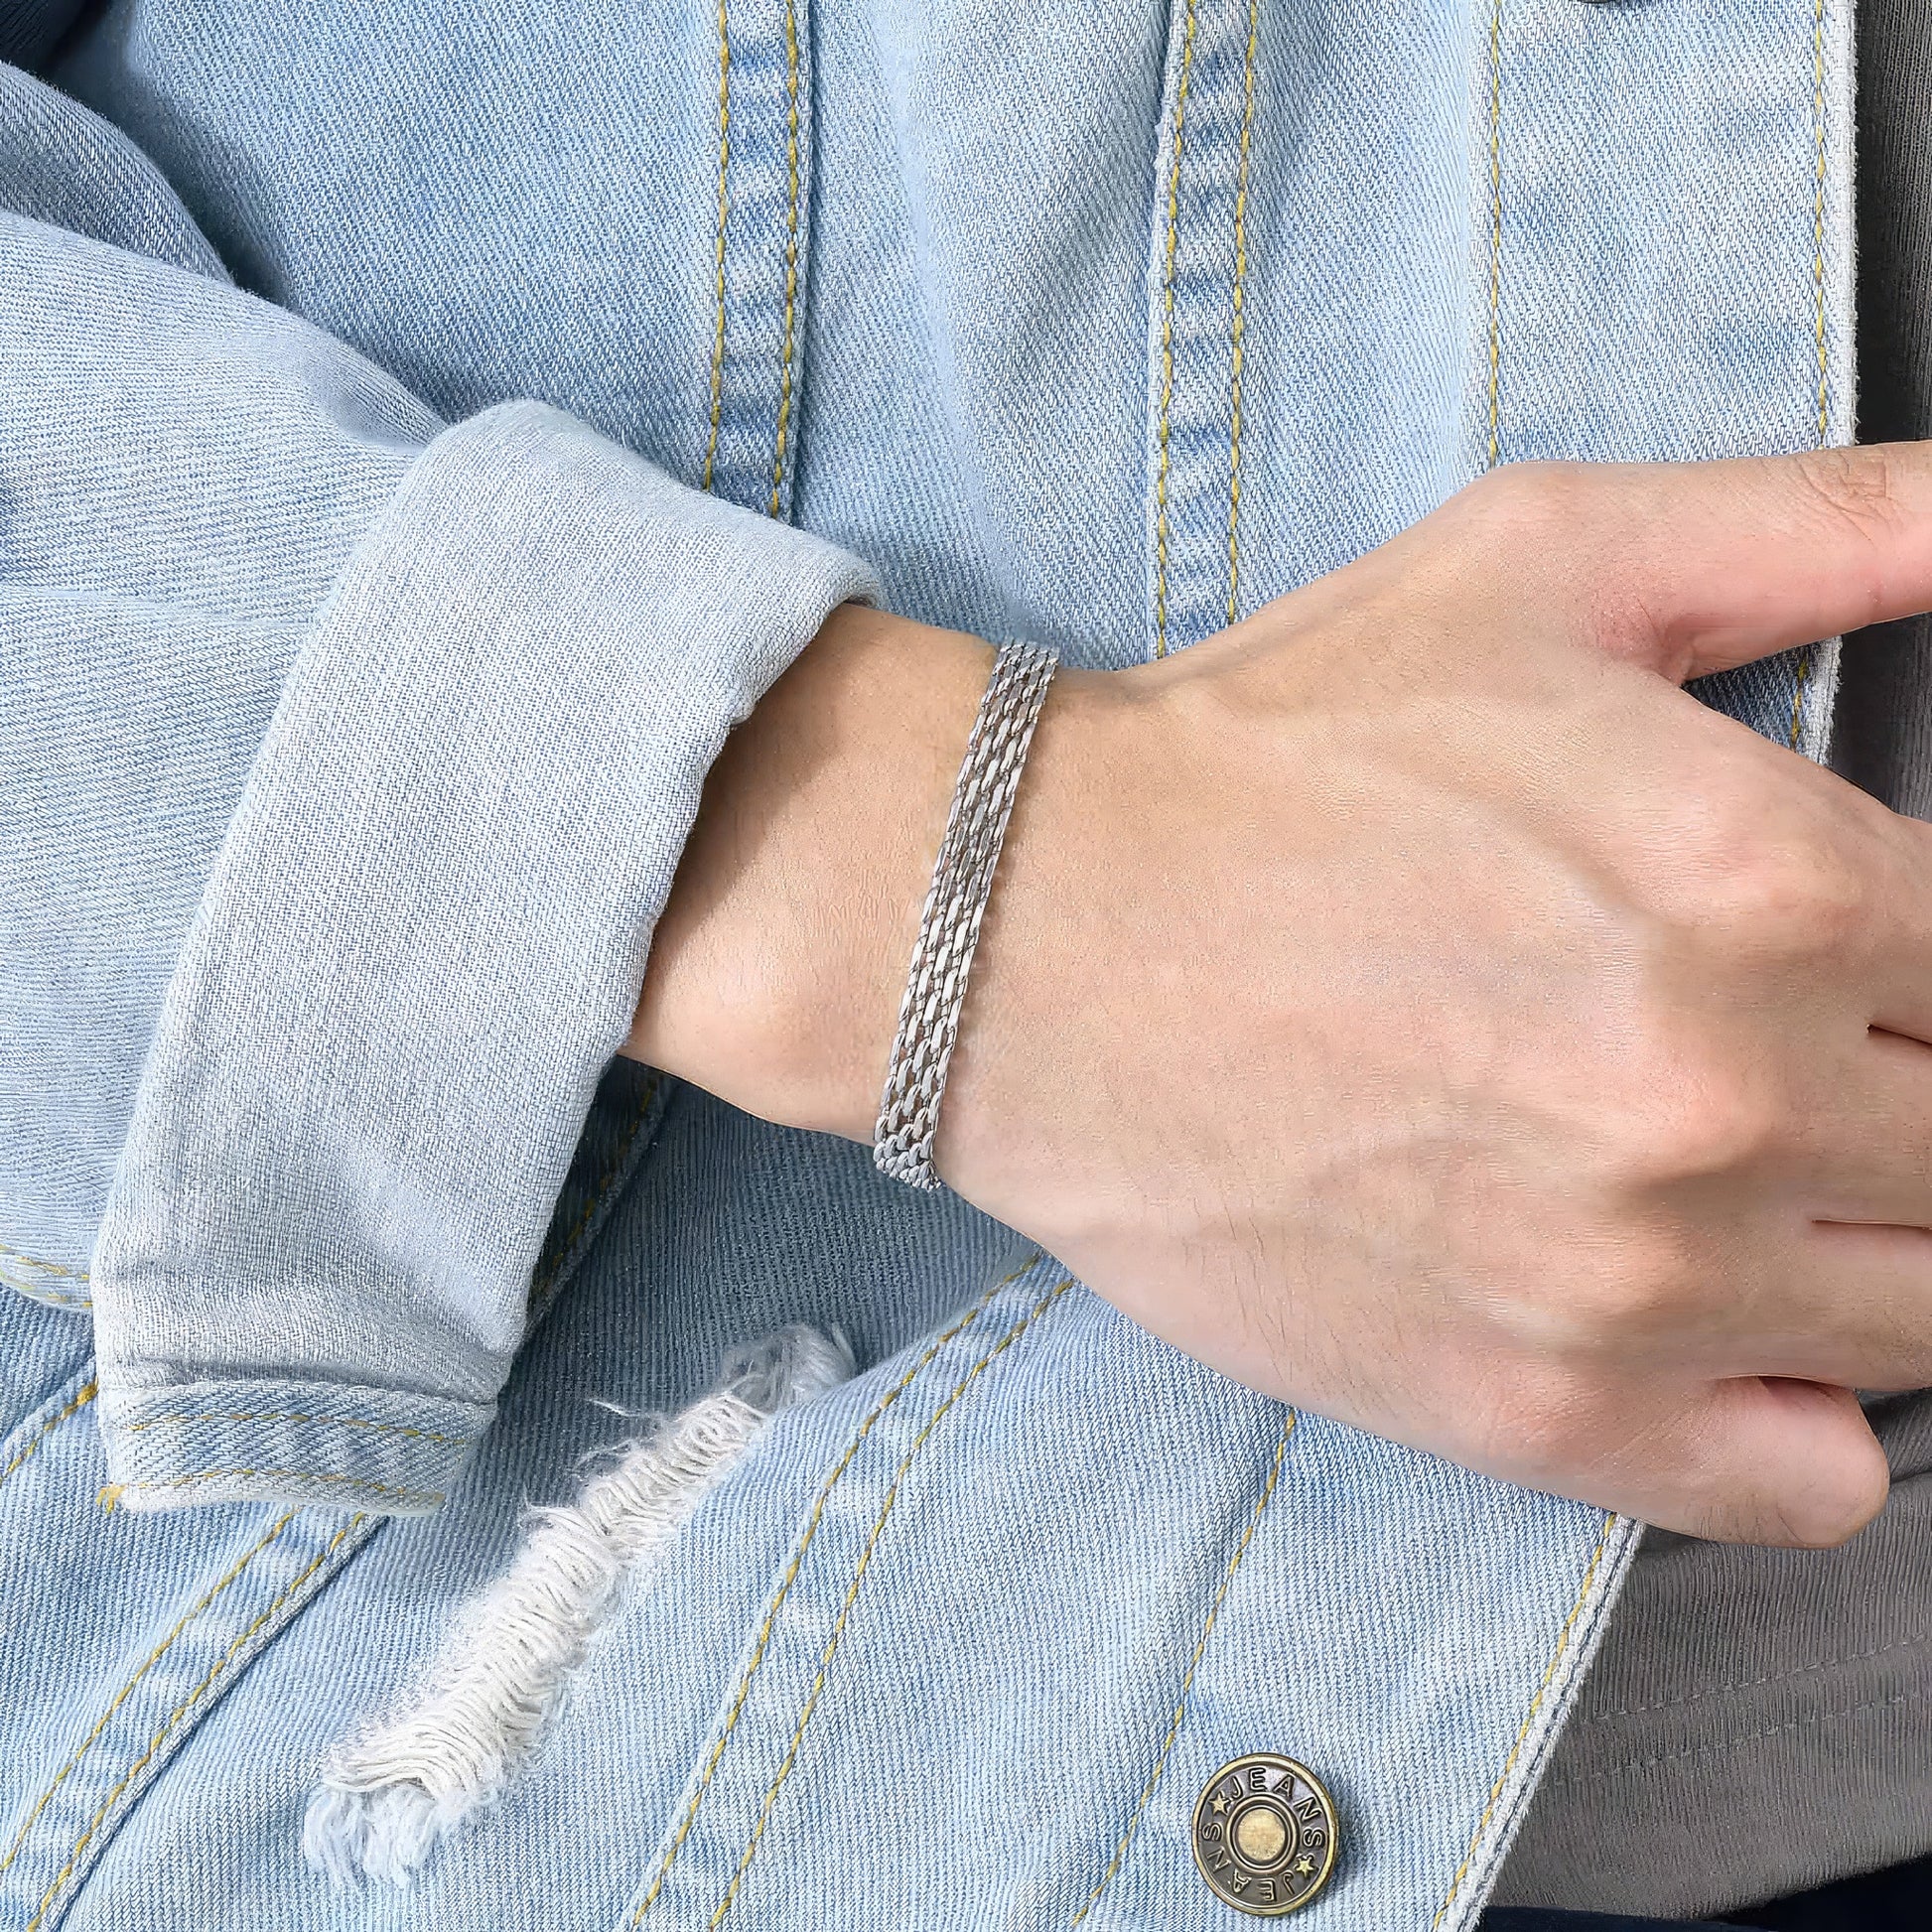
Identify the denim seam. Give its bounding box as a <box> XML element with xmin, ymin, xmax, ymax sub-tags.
<box><xmin>1787</xmin><ymin>646</ymin><xmax>1813</xmax><ymax>750</ymax></box>
<box><xmin>0</xmin><ymin>1379</ymin><xmax>96</xmax><ymax>1492</ymax></box>
<box><xmin>120</xmin><ymin>1412</ymin><xmax>466</xmax><ymax>1446</ymax></box>
<box><xmin>1152</xmin><ymin>0</ymin><xmax>1199</xmax><ymax>658</ymax></box>
<box><xmin>704</xmin><ymin>1276</ymin><xmax>1077</xmax><ymax>1931</ymax></box>
<box><xmin>702</xmin><ymin>0</ymin><xmax>733</xmax><ymax>493</ymax></box>
<box><xmin>1223</xmin><ymin>0</ymin><xmax>1257</xmax><ymax>626</ymax></box>
<box><xmin>0</xmin><ymin>1242</ymin><xmax>93</xmax><ymax>1311</ymax></box>
<box><xmin>302</xmin><ymin>1329</ymin><xmax>853</xmax><ymax>1881</ymax></box>
<box><xmin>1068</xmin><ymin>1407</ymin><xmax>1298</xmax><ymax>1927</ymax></box>
<box><xmin>1482</xmin><ymin>0</ymin><xmax>1503</xmax><ymax>468</ymax></box>
<box><xmin>1810</xmin><ymin>0</ymin><xmax>1829</xmax><ymax>446</ymax></box>
<box><xmin>1429</xmin><ymin>1512</ymin><xmax>1618</xmax><ymax>1929</ymax></box>
<box><xmin>0</xmin><ymin>1513</ymin><xmax>298</xmax><ymax>1882</ymax></box>
<box><xmin>6</xmin><ymin>1286</ymin><xmax>91</xmax><ymax>1311</ymax></box>
<box><xmin>0</xmin><ymin>1242</ymin><xmax>88</xmax><ymax>1281</ymax></box>
<box><xmin>625</xmin><ymin>1255</ymin><xmax>1042</xmax><ymax>1924</ymax></box>
<box><xmin>98</xmin><ymin>1371</ymin><xmax>493</xmax><ymax>1514</ymax></box>
<box><xmin>25</xmin><ymin>1515</ymin><xmax>368</xmax><ymax>1932</ymax></box>
<box><xmin>766</xmin><ymin>0</ymin><xmax>802</xmax><ymax>518</ymax></box>
<box><xmin>697</xmin><ymin>0</ymin><xmax>815</xmax><ymax>517</ymax></box>
<box><xmin>100</xmin><ymin>1469</ymin><xmax>441</xmax><ymax>1508</ymax></box>
<box><xmin>1785</xmin><ymin>0</ymin><xmax>1830</xmax><ymax>753</ymax></box>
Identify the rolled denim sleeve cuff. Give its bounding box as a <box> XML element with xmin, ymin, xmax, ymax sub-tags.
<box><xmin>89</xmin><ymin>398</ymin><xmax>882</xmax><ymax>1515</ymax></box>
<box><xmin>96</xmin><ymin>1378</ymin><xmax>489</xmax><ymax>1516</ymax></box>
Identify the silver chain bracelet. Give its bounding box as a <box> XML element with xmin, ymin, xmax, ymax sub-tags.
<box><xmin>873</xmin><ymin>638</ymin><xmax>1059</xmax><ymax>1189</ymax></box>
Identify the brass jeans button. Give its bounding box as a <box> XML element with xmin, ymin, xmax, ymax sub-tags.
<box><xmin>1192</xmin><ymin>1753</ymin><xmax>1340</xmax><ymax>1915</ymax></box>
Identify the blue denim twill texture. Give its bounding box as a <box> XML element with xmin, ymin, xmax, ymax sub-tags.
<box><xmin>0</xmin><ymin>2</ymin><xmax>1850</xmax><ymax>1928</ymax></box>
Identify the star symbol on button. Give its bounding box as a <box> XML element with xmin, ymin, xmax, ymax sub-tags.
<box><xmin>1192</xmin><ymin>1755</ymin><xmax>1340</xmax><ymax>1914</ymax></box>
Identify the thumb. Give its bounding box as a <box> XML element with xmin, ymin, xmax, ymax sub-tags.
<box><xmin>1618</xmin><ymin>1377</ymin><xmax>1889</xmax><ymax>1547</ymax></box>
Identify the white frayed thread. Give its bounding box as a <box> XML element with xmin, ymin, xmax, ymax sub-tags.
<box><xmin>302</xmin><ymin>1324</ymin><xmax>854</xmax><ymax>1887</ymax></box>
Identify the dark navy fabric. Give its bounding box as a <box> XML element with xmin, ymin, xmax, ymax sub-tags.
<box><xmin>1726</xmin><ymin>1855</ymin><xmax>1932</xmax><ymax>1930</ymax></box>
<box><xmin>0</xmin><ymin>0</ymin><xmax>87</xmax><ymax>67</ymax></box>
<box><xmin>1483</xmin><ymin>1916</ymin><xmax>1731</xmax><ymax>1932</ymax></box>
<box><xmin>1483</xmin><ymin>1852</ymin><xmax>1932</xmax><ymax>1932</ymax></box>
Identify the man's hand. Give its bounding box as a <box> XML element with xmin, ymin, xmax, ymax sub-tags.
<box><xmin>631</xmin><ymin>446</ymin><xmax>1932</xmax><ymax>1548</ymax></box>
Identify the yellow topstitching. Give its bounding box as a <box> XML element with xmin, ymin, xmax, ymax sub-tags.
<box><xmin>1430</xmin><ymin>1514</ymin><xmax>1617</xmax><ymax>1928</ymax></box>
<box><xmin>1070</xmin><ymin>1409</ymin><xmax>1297</xmax><ymax>1925</ymax></box>
<box><xmin>705</xmin><ymin>1278</ymin><xmax>1075</xmax><ymax>1931</ymax></box>
<box><xmin>625</xmin><ymin>1258</ymin><xmax>1042</xmax><ymax>1922</ymax></box>
<box><xmin>1152</xmin><ymin>0</ymin><xmax>1201</xmax><ymax>656</ymax></box>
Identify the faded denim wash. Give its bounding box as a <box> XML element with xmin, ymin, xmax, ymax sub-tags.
<box><xmin>0</xmin><ymin>1</ymin><xmax>1851</xmax><ymax>1927</ymax></box>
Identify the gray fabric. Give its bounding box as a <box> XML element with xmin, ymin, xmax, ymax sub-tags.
<box><xmin>0</xmin><ymin>2</ymin><xmax>87</xmax><ymax>69</ymax></box>
<box><xmin>1499</xmin><ymin>3</ymin><xmax>1932</xmax><ymax>1913</ymax></box>
<box><xmin>1496</xmin><ymin>1409</ymin><xmax>1932</xmax><ymax>1916</ymax></box>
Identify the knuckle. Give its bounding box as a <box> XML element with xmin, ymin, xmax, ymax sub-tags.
<box><xmin>1584</xmin><ymin>1006</ymin><xmax>1788</xmax><ymax>1192</ymax></box>
<box><xmin>1460</xmin><ymin>458</ymin><xmax>1593</xmax><ymax>537</ymax></box>
<box><xmin>1628</xmin><ymin>1073</ymin><xmax>1787</xmax><ymax>1188</ymax></box>
<box><xmin>1787</xmin><ymin>444</ymin><xmax>1906</xmax><ymax>547</ymax></box>
<box><xmin>1575</xmin><ymin>1234</ymin><xmax>1701</xmax><ymax>1342</ymax></box>
<box><xmin>1714</xmin><ymin>844</ymin><xmax>1866</xmax><ymax>957</ymax></box>
<box><xmin>1646</xmin><ymin>776</ymin><xmax>1867</xmax><ymax>963</ymax></box>
<box><xmin>1501</xmin><ymin>1218</ymin><xmax>1700</xmax><ymax>1358</ymax></box>
<box><xmin>1434</xmin><ymin>460</ymin><xmax>1624</xmax><ymax>622</ymax></box>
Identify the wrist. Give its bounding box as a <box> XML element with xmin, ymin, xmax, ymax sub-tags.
<box><xmin>623</xmin><ymin>603</ymin><xmax>994</xmax><ymax>1141</ymax></box>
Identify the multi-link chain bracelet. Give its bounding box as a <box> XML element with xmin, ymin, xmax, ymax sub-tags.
<box><xmin>873</xmin><ymin>638</ymin><xmax>1059</xmax><ymax>1189</ymax></box>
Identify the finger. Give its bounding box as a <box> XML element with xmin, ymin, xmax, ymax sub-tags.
<box><xmin>1579</xmin><ymin>1376</ymin><xmax>1888</xmax><ymax>1546</ymax></box>
<box><xmin>1474</xmin><ymin>443</ymin><xmax>1932</xmax><ymax>684</ymax></box>
<box><xmin>1802</xmin><ymin>1027</ymin><xmax>1932</xmax><ymax>1229</ymax></box>
<box><xmin>1737</xmin><ymin>1221</ymin><xmax>1932</xmax><ymax>1392</ymax></box>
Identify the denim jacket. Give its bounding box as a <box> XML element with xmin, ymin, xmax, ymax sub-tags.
<box><xmin>0</xmin><ymin>3</ymin><xmax>1850</xmax><ymax>1927</ymax></box>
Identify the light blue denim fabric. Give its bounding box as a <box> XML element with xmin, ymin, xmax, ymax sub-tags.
<box><xmin>0</xmin><ymin>1</ymin><xmax>1851</xmax><ymax>1927</ymax></box>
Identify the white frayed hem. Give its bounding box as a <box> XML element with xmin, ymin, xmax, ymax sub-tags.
<box><xmin>303</xmin><ymin>1324</ymin><xmax>854</xmax><ymax>1886</ymax></box>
